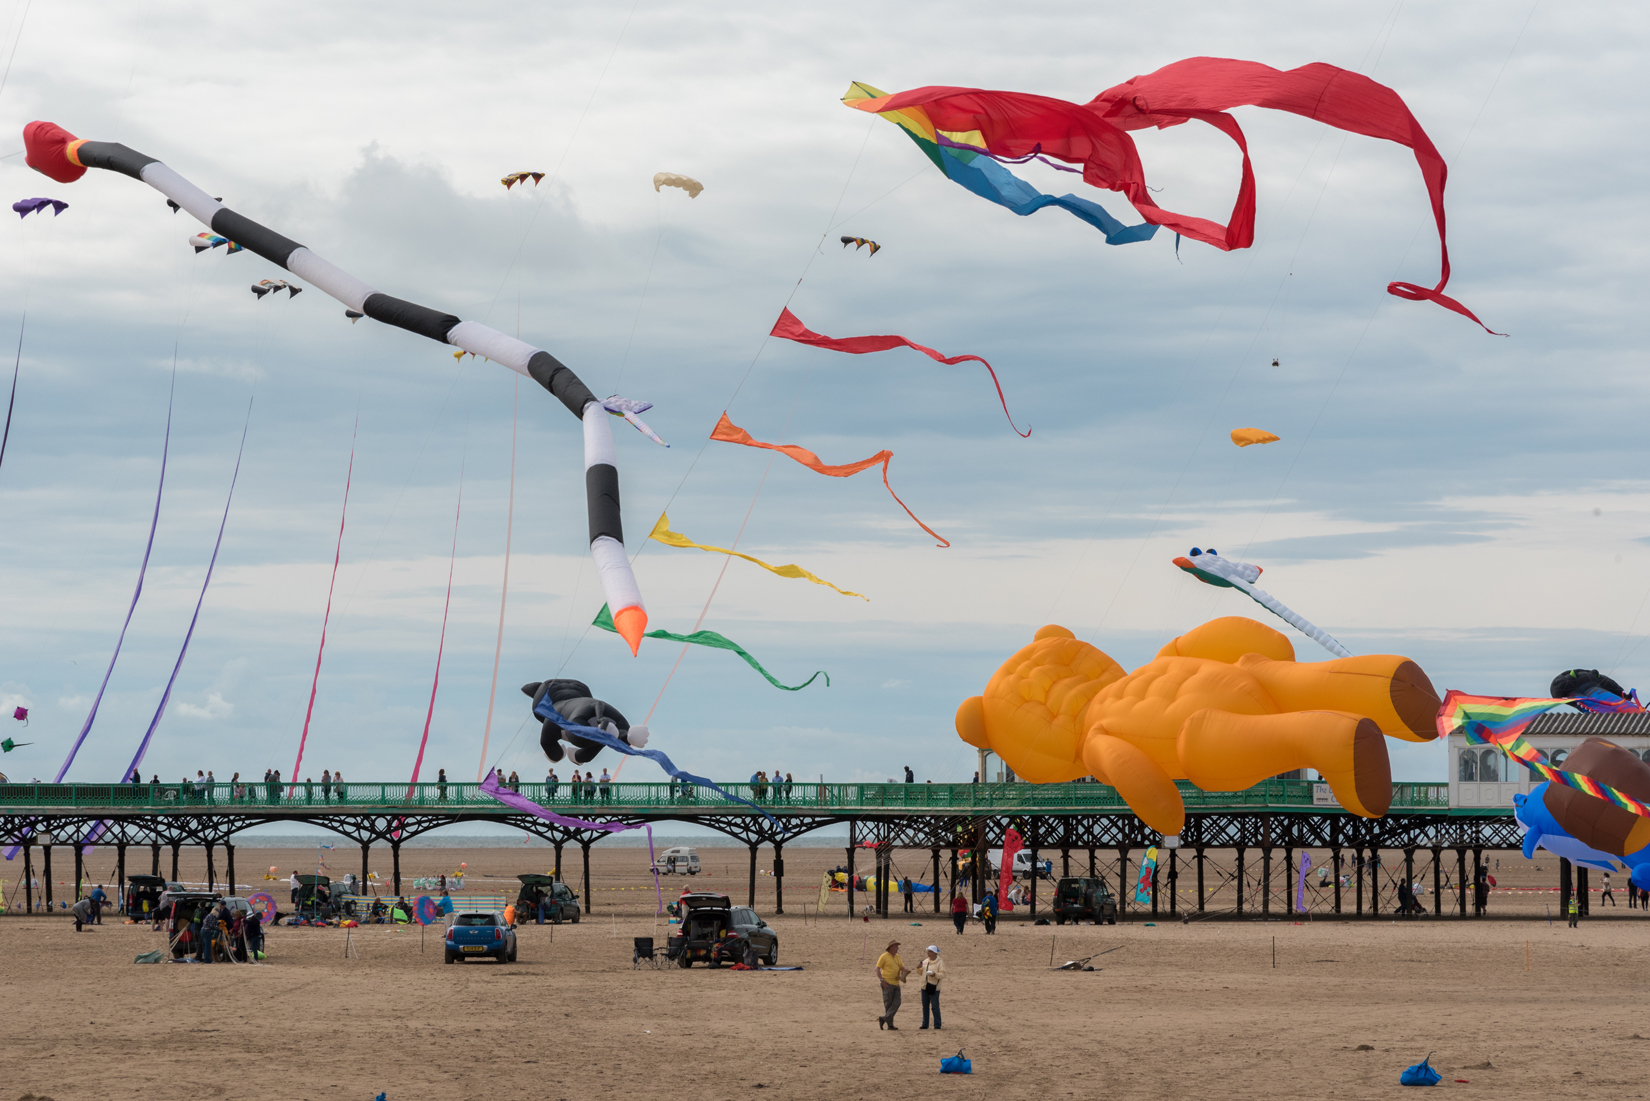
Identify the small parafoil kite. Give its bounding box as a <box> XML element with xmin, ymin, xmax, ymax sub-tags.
<box><xmin>840</xmin><ymin>236</ymin><xmax>881</xmax><ymax>256</ymax></box>
<box><xmin>190</xmin><ymin>232</ymin><xmax>241</xmax><ymax>254</ymax></box>
<box><xmin>601</xmin><ymin>395</ymin><xmax>667</xmax><ymax>447</ymax></box>
<box><xmin>25</xmin><ymin>118</ymin><xmax>652</xmax><ymax>655</ymax></box>
<box><xmin>1173</xmin><ymin>547</ymin><xmax>1350</xmax><ymax>657</ymax></box>
<box><xmin>501</xmin><ymin>171</ymin><xmax>545</xmax><ymax>190</ymax></box>
<box><xmin>250</xmin><ymin>279</ymin><xmax>301</xmax><ymax>299</ymax></box>
<box><xmin>12</xmin><ymin>197</ymin><xmax>66</xmax><ymax>218</ymax></box>
<box><xmin>653</xmin><ymin>172</ymin><xmax>703</xmax><ymax>198</ymax></box>
<box><xmin>1230</xmin><ymin>428</ymin><xmax>1279</xmax><ymax>447</ymax></box>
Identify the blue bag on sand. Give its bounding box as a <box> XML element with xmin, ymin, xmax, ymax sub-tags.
<box><xmin>1400</xmin><ymin>1053</ymin><xmax>1441</xmax><ymax>1086</ymax></box>
<box><xmin>940</xmin><ymin>1051</ymin><xmax>972</xmax><ymax>1075</ymax></box>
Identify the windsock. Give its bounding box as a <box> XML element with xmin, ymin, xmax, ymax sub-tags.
<box><xmin>23</xmin><ymin>120</ymin><xmax>649</xmax><ymax>653</ymax></box>
<box><xmin>1172</xmin><ymin>547</ymin><xmax>1351</xmax><ymax>658</ymax></box>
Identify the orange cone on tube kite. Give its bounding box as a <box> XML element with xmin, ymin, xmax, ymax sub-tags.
<box><xmin>955</xmin><ymin>618</ymin><xmax>1440</xmax><ymax>836</ymax></box>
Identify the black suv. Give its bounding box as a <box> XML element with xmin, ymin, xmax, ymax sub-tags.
<box><xmin>670</xmin><ymin>893</ymin><xmax>779</xmax><ymax>967</ymax></box>
<box><xmin>1052</xmin><ymin>876</ymin><xmax>1118</xmax><ymax>925</ymax></box>
<box><xmin>515</xmin><ymin>875</ymin><xmax>581</xmax><ymax>923</ymax></box>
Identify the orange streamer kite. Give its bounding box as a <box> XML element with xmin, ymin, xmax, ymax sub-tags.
<box><xmin>710</xmin><ymin>413</ymin><xmax>948</xmax><ymax>547</ymax></box>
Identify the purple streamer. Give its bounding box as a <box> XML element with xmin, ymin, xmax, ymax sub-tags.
<box><xmin>0</xmin><ymin>314</ymin><xmax>20</xmax><ymax>477</ymax></box>
<box><xmin>79</xmin><ymin>401</ymin><xmax>251</xmax><ymax>853</ymax></box>
<box><xmin>481</xmin><ymin>772</ymin><xmax>661</xmax><ymax>913</ymax></box>
<box><xmin>1295</xmin><ymin>851</ymin><xmax>1313</xmax><ymax>912</ymax></box>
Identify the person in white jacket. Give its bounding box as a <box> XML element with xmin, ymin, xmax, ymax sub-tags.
<box><xmin>915</xmin><ymin>946</ymin><xmax>947</xmax><ymax>1030</ymax></box>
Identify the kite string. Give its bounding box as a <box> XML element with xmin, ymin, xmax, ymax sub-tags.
<box><xmin>1066</xmin><ymin>0</ymin><xmax>1412</xmax><ymax>634</ymax></box>
<box><xmin>290</xmin><ymin>417</ymin><xmax>356</xmax><ymax>790</ymax></box>
<box><xmin>1234</xmin><ymin>0</ymin><xmax>1539</xmax><ymax>567</ymax></box>
<box><xmin>561</xmin><ymin>117</ymin><xmax>879</xmax><ymax>691</ymax></box>
<box><xmin>0</xmin><ymin>0</ymin><xmax>31</xmax><ymax>106</ymax></box>
<box><xmin>478</xmin><ymin>375</ymin><xmax>518</xmax><ymax>781</ymax></box>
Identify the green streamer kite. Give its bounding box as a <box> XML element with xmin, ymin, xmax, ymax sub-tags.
<box><xmin>592</xmin><ymin>605</ymin><xmax>829</xmax><ymax>691</ymax></box>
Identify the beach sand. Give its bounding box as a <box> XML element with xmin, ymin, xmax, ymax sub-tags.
<box><xmin>3</xmin><ymin>843</ymin><xmax>1645</xmax><ymax>1101</ymax></box>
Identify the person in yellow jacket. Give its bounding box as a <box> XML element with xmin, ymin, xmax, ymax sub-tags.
<box><xmin>873</xmin><ymin>940</ymin><xmax>909</xmax><ymax>1030</ymax></box>
<box><xmin>1568</xmin><ymin>896</ymin><xmax>1580</xmax><ymax>928</ymax></box>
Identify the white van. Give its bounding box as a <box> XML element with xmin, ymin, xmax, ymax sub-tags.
<box><xmin>987</xmin><ymin>849</ymin><xmax>1054</xmax><ymax>879</ymax></box>
<box><xmin>652</xmin><ymin>847</ymin><xmax>701</xmax><ymax>875</ymax></box>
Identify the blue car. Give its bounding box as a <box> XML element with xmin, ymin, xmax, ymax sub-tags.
<box><xmin>444</xmin><ymin>910</ymin><xmax>517</xmax><ymax>964</ymax></box>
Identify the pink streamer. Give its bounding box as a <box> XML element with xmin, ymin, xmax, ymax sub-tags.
<box><xmin>292</xmin><ymin>420</ymin><xmax>354</xmax><ymax>791</ymax></box>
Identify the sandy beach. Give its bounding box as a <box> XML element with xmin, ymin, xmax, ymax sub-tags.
<box><xmin>4</xmin><ymin>843</ymin><xmax>1646</xmax><ymax>1101</ymax></box>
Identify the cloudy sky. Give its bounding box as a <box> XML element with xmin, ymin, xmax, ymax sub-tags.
<box><xmin>0</xmin><ymin>0</ymin><xmax>1643</xmax><ymax>794</ymax></box>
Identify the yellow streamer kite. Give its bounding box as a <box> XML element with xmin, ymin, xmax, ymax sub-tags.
<box><xmin>648</xmin><ymin>513</ymin><xmax>867</xmax><ymax>600</ymax></box>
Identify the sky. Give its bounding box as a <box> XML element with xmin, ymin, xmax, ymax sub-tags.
<box><xmin>1</xmin><ymin>0</ymin><xmax>1646</xmax><ymax>794</ymax></box>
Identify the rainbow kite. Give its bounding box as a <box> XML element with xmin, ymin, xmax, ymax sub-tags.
<box><xmin>844</xmin><ymin>82</ymin><xmax>1157</xmax><ymax>246</ymax></box>
<box><xmin>1437</xmin><ymin>691</ymin><xmax>1650</xmax><ymax>818</ymax></box>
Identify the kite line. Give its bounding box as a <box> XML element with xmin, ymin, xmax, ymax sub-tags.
<box><xmin>0</xmin><ymin>313</ymin><xmax>19</xmax><ymax>477</ymax></box>
<box><xmin>407</xmin><ymin>471</ymin><xmax>463</xmax><ymax>802</ymax></box>
<box><xmin>478</xmin><ymin>376</ymin><xmax>517</xmax><ymax>782</ymax></box>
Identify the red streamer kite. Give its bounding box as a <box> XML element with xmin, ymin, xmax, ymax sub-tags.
<box><xmin>770</xmin><ymin>309</ymin><xmax>1029</xmax><ymax>437</ymax></box>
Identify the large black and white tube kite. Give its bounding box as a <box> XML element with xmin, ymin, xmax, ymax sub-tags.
<box><xmin>24</xmin><ymin>120</ymin><xmax>651</xmax><ymax>654</ymax></box>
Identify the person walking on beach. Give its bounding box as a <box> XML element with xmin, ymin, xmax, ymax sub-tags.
<box><xmin>951</xmin><ymin>893</ymin><xmax>968</xmax><ymax>935</ymax></box>
<box><xmin>89</xmin><ymin>884</ymin><xmax>107</xmax><ymax>924</ymax></box>
<box><xmin>1568</xmin><ymin>895</ymin><xmax>1580</xmax><ymax>928</ymax></box>
<box><xmin>915</xmin><ymin>945</ymin><xmax>946</xmax><ymax>1030</ymax></box>
<box><xmin>983</xmin><ymin>890</ymin><xmax>998</xmax><ymax>934</ymax></box>
<box><xmin>874</xmin><ymin>940</ymin><xmax>909</xmax><ymax>1030</ymax></box>
<box><xmin>902</xmin><ymin>876</ymin><xmax>915</xmax><ymax>913</ymax></box>
<box><xmin>1602</xmin><ymin>872</ymin><xmax>1616</xmax><ymax>906</ymax></box>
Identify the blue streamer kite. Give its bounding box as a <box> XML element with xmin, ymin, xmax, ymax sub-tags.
<box><xmin>533</xmin><ymin>699</ymin><xmax>785</xmax><ymax>833</ymax></box>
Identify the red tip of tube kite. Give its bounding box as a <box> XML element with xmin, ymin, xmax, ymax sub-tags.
<box><xmin>612</xmin><ymin>605</ymin><xmax>648</xmax><ymax>656</ymax></box>
<box><xmin>23</xmin><ymin>121</ymin><xmax>88</xmax><ymax>184</ymax></box>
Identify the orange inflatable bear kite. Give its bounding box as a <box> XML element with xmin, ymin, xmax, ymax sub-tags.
<box><xmin>955</xmin><ymin>617</ymin><xmax>1440</xmax><ymax>836</ymax></box>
